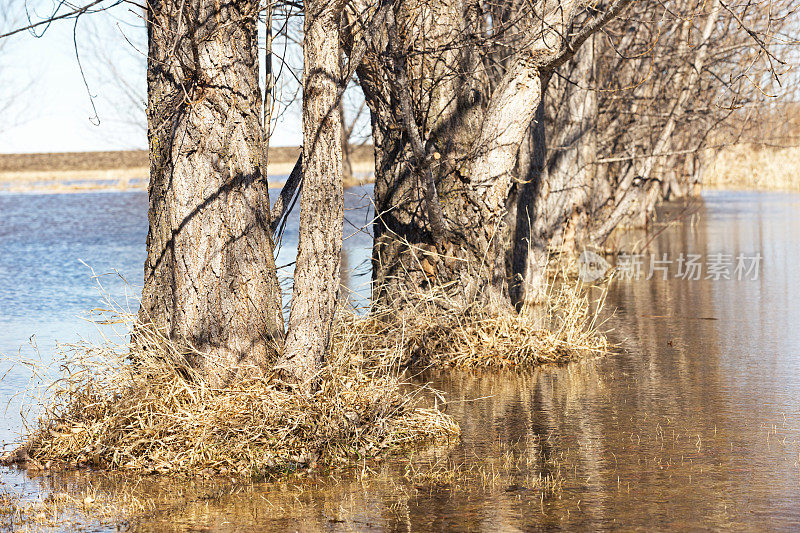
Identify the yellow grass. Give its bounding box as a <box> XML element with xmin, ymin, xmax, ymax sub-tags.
<box><xmin>703</xmin><ymin>144</ymin><xmax>800</xmax><ymax>191</ymax></box>
<box><xmin>342</xmin><ymin>260</ymin><xmax>610</xmax><ymax>371</ymax></box>
<box><xmin>1</xmin><ymin>254</ymin><xmax>607</xmax><ymax>482</ymax></box>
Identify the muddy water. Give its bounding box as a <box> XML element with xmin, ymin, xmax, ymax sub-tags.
<box><xmin>1</xmin><ymin>189</ymin><xmax>799</xmax><ymax>531</ymax></box>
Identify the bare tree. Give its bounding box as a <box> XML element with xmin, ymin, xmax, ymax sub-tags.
<box><xmin>1</xmin><ymin>0</ymin><xmax>359</xmax><ymax>387</ymax></box>
<box><xmin>585</xmin><ymin>0</ymin><xmax>797</xmax><ymax>243</ymax></box>
<box><xmin>345</xmin><ymin>0</ymin><xmax>634</xmax><ymax>312</ymax></box>
<box><xmin>339</xmin><ymin>70</ymin><xmax>370</xmax><ymax>183</ymax></box>
<box><xmin>140</xmin><ymin>0</ymin><xmax>283</xmax><ymax>386</ymax></box>
<box><xmin>507</xmin><ymin>29</ymin><xmax>600</xmax><ymax>307</ymax></box>
<box><xmin>4</xmin><ymin>0</ymin><xmax>796</xmax><ymax>385</ymax></box>
<box><xmin>275</xmin><ymin>0</ymin><xmax>344</xmax><ymax>385</ymax></box>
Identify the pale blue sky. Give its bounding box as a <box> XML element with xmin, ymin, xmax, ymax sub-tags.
<box><xmin>0</xmin><ymin>0</ymin><xmax>306</xmax><ymax>153</ymax></box>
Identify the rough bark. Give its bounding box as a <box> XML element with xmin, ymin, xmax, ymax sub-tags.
<box><xmin>275</xmin><ymin>0</ymin><xmax>343</xmax><ymax>384</ymax></box>
<box><xmin>141</xmin><ymin>0</ymin><xmax>283</xmax><ymax>385</ymax></box>
<box><xmin>353</xmin><ymin>0</ymin><xmax>629</xmax><ymax>311</ymax></box>
<box><xmin>543</xmin><ymin>38</ymin><xmax>597</xmax><ymax>254</ymax></box>
<box><xmin>358</xmin><ymin>0</ymin><xmax>488</xmax><ymax>309</ymax></box>
<box><xmin>510</xmin><ymin>101</ymin><xmax>548</xmax><ymax>308</ymax></box>
<box><xmin>511</xmin><ymin>36</ymin><xmax>598</xmax><ymax>306</ymax></box>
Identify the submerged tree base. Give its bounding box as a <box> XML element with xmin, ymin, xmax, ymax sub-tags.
<box><xmin>343</xmin><ymin>268</ymin><xmax>610</xmax><ymax>371</ymax></box>
<box><xmin>4</xmin><ymin>268</ymin><xmax>607</xmax><ymax>478</ymax></box>
<box><xmin>2</xmin><ymin>314</ymin><xmax>458</xmax><ymax>478</ymax></box>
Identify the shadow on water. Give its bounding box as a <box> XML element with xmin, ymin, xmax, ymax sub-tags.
<box><xmin>1</xmin><ymin>189</ymin><xmax>800</xmax><ymax>530</ymax></box>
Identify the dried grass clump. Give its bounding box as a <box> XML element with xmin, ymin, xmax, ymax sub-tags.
<box><xmin>6</xmin><ymin>313</ymin><xmax>458</xmax><ymax>477</ymax></box>
<box><xmin>337</xmin><ymin>269</ymin><xmax>609</xmax><ymax>370</ymax></box>
<box><xmin>6</xmin><ymin>256</ymin><xmax>605</xmax><ymax>477</ymax></box>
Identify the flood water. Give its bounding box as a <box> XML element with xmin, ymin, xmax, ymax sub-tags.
<box><xmin>0</xmin><ymin>188</ymin><xmax>799</xmax><ymax>531</ymax></box>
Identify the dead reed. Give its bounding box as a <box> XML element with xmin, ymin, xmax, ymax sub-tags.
<box><xmin>703</xmin><ymin>144</ymin><xmax>800</xmax><ymax>191</ymax></box>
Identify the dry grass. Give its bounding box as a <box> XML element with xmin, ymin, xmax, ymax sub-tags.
<box><xmin>2</xmin><ymin>255</ymin><xmax>606</xmax><ymax>482</ymax></box>
<box><xmin>340</xmin><ymin>264</ymin><xmax>609</xmax><ymax>371</ymax></box>
<box><xmin>0</xmin><ymin>148</ymin><xmax>355</xmax><ymax>173</ymax></box>
<box><xmin>0</xmin><ymin>263</ymin><xmax>607</xmax><ymax>529</ymax></box>
<box><xmin>3</xmin><ymin>309</ymin><xmax>458</xmax><ymax>478</ymax></box>
<box><xmin>0</xmin><ymin>170</ymin><xmax>372</xmax><ymax>194</ymax></box>
<box><xmin>703</xmin><ymin>144</ymin><xmax>800</xmax><ymax>191</ymax></box>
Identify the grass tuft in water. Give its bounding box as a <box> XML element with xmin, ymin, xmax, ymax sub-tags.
<box><xmin>340</xmin><ymin>259</ymin><xmax>610</xmax><ymax>370</ymax></box>
<box><xmin>2</xmin><ymin>256</ymin><xmax>607</xmax><ymax>479</ymax></box>
<box><xmin>2</xmin><ymin>309</ymin><xmax>458</xmax><ymax>477</ymax></box>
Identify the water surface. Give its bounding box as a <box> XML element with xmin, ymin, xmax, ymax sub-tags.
<box><xmin>0</xmin><ymin>189</ymin><xmax>798</xmax><ymax>531</ymax></box>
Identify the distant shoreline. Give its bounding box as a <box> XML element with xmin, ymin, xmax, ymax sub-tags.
<box><xmin>6</xmin><ymin>144</ymin><xmax>797</xmax><ymax>195</ymax></box>
<box><xmin>701</xmin><ymin>144</ymin><xmax>800</xmax><ymax>192</ymax></box>
<box><xmin>0</xmin><ymin>147</ymin><xmax>375</xmax><ymax>193</ymax></box>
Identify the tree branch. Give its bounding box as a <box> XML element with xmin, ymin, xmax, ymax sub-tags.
<box><xmin>0</xmin><ymin>0</ymin><xmax>113</xmax><ymax>40</ymax></box>
<box><xmin>384</xmin><ymin>6</ymin><xmax>449</xmax><ymax>242</ymax></box>
<box><xmin>270</xmin><ymin>154</ymin><xmax>303</xmax><ymax>237</ymax></box>
<box><xmin>545</xmin><ymin>0</ymin><xmax>635</xmax><ymax>72</ymax></box>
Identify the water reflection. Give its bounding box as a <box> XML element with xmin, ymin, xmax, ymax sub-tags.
<box><xmin>1</xmin><ymin>190</ymin><xmax>799</xmax><ymax>530</ymax></box>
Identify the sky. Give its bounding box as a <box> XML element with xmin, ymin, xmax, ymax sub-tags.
<box><xmin>0</xmin><ymin>0</ymin><xmax>306</xmax><ymax>153</ymax></box>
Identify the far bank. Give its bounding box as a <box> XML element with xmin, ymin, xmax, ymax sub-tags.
<box><xmin>0</xmin><ymin>146</ymin><xmax>376</xmax><ymax>193</ymax></box>
<box><xmin>3</xmin><ymin>144</ymin><xmax>798</xmax><ymax>195</ymax></box>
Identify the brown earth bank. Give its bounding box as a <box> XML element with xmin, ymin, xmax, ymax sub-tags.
<box><xmin>0</xmin><ymin>150</ymin><xmax>149</xmax><ymax>172</ymax></box>
<box><xmin>0</xmin><ymin>146</ymin><xmax>375</xmax><ymax>193</ymax></box>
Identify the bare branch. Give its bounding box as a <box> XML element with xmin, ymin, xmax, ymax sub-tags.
<box><xmin>0</xmin><ymin>0</ymin><xmax>114</xmax><ymax>40</ymax></box>
<box><xmin>270</xmin><ymin>154</ymin><xmax>303</xmax><ymax>238</ymax></box>
<box><xmin>545</xmin><ymin>0</ymin><xmax>635</xmax><ymax>72</ymax></box>
<box><xmin>384</xmin><ymin>5</ymin><xmax>449</xmax><ymax>242</ymax></box>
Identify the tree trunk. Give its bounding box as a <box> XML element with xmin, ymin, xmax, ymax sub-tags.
<box><xmin>141</xmin><ymin>0</ymin><xmax>282</xmax><ymax>386</ymax></box>
<box><xmin>358</xmin><ymin>0</ymin><xmax>486</xmax><ymax>309</ymax></box>
<box><xmin>512</xmin><ymin>37</ymin><xmax>598</xmax><ymax>306</ymax></box>
<box><xmin>275</xmin><ymin>0</ymin><xmax>343</xmax><ymax>385</ymax></box>
<box><xmin>357</xmin><ymin>0</ymin><xmax>579</xmax><ymax>312</ymax></box>
<box><xmin>348</xmin><ymin>0</ymin><xmax>630</xmax><ymax>312</ymax></box>
<box><xmin>543</xmin><ymin>37</ymin><xmax>597</xmax><ymax>254</ymax></box>
<box><xmin>510</xmin><ymin>101</ymin><xmax>548</xmax><ymax>308</ymax></box>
